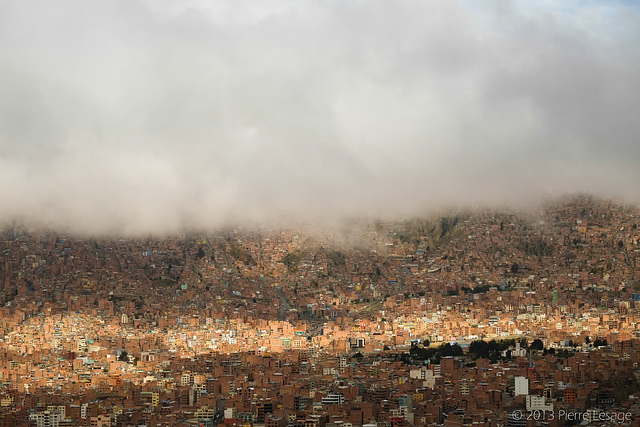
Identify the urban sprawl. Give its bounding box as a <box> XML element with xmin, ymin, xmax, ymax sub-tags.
<box><xmin>1</xmin><ymin>196</ymin><xmax>640</xmax><ymax>426</ymax></box>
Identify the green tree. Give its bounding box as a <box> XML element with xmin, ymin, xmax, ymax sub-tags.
<box><xmin>531</xmin><ymin>339</ymin><xmax>544</xmax><ymax>350</ymax></box>
<box><xmin>594</xmin><ymin>337</ymin><xmax>608</xmax><ymax>347</ymax></box>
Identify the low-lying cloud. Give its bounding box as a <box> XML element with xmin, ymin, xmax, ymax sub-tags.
<box><xmin>0</xmin><ymin>0</ymin><xmax>639</xmax><ymax>234</ymax></box>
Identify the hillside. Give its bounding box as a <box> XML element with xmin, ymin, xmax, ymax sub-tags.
<box><xmin>0</xmin><ymin>195</ymin><xmax>639</xmax><ymax>323</ymax></box>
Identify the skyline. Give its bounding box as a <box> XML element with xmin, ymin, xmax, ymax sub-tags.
<box><xmin>0</xmin><ymin>0</ymin><xmax>639</xmax><ymax>234</ymax></box>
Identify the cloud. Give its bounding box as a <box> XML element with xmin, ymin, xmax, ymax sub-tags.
<box><xmin>0</xmin><ymin>0</ymin><xmax>638</xmax><ymax>234</ymax></box>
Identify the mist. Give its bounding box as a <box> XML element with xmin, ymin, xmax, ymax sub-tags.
<box><xmin>0</xmin><ymin>0</ymin><xmax>639</xmax><ymax>235</ymax></box>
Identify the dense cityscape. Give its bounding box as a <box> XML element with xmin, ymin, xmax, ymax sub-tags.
<box><xmin>0</xmin><ymin>196</ymin><xmax>639</xmax><ymax>426</ymax></box>
<box><xmin>1</xmin><ymin>0</ymin><xmax>639</xmax><ymax>425</ymax></box>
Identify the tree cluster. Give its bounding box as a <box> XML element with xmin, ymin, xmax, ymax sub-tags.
<box><xmin>402</xmin><ymin>342</ymin><xmax>463</xmax><ymax>364</ymax></box>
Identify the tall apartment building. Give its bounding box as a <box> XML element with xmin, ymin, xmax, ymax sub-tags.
<box><xmin>29</xmin><ymin>410</ymin><xmax>62</xmax><ymax>427</ymax></box>
<box><xmin>514</xmin><ymin>376</ymin><xmax>529</xmax><ymax>396</ymax></box>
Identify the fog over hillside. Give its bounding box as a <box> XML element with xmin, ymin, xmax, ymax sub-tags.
<box><xmin>0</xmin><ymin>0</ymin><xmax>639</xmax><ymax>234</ymax></box>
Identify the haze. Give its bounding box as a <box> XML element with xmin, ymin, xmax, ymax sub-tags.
<box><xmin>0</xmin><ymin>0</ymin><xmax>639</xmax><ymax>235</ymax></box>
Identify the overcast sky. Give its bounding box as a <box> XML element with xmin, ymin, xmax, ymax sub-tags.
<box><xmin>0</xmin><ymin>0</ymin><xmax>639</xmax><ymax>234</ymax></box>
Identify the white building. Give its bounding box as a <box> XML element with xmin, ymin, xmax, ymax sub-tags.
<box><xmin>410</xmin><ymin>367</ymin><xmax>440</xmax><ymax>389</ymax></box>
<box><xmin>526</xmin><ymin>395</ymin><xmax>553</xmax><ymax>412</ymax></box>
<box><xmin>322</xmin><ymin>393</ymin><xmax>345</xmax><ymax>405</ymax></box>
<box><xmin>515</xmin><ymin>376</ymin><xmax>529</xmax><ymax>396</ymax></box>
<box><xmin>409</xmin><ymin>366</ymin><xmax>430</xmax><ymax>380</ymax></box>
<box><xmin>29</xmin><ymin>411</ymin><xmax>62</xmax><ymax>427</ymax></box>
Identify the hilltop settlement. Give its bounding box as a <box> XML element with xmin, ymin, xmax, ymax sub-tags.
<box><xmin>2</xmin><ymin>196</ymin><xmax>640</xmax><ymax>426</ymax></box>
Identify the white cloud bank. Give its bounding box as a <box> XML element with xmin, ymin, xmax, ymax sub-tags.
<box><xmin>0</xmin><ymin>0</ymin><xmax>638</xmax><ymax>234</ymax></box>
